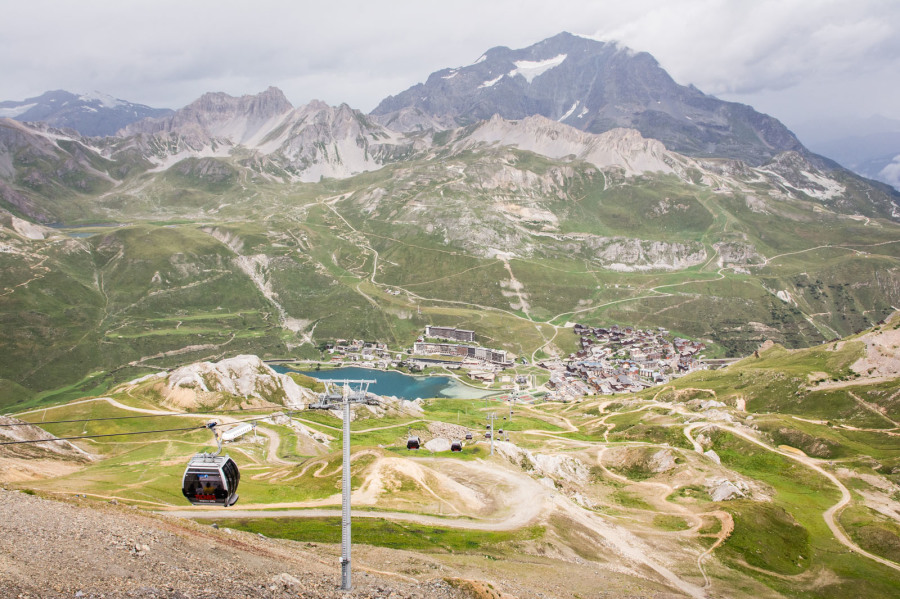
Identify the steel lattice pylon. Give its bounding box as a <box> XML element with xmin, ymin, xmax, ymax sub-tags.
<box><xmin>307</xmin><ymin>378</ymin><xmax>376</xmax><ymax>591</ymax></box>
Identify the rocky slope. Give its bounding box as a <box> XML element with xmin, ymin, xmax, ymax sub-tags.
<box><xmin>0</xmin><ymin>487</ymin><xmax>467</xmax><ymax>599</ymax></box>
<box><xmin>0</xmin><ymin>416</ymin><xmax>94</xmax><ymax>481</ymax></box>
<box><xmin>120</xmin><ymin>87</ymin><xmax>423</xmax><ymax>182</ymax></box>
<box><xmin>453</xmin><ymin>115</ymin><xmax>688</xmax><ymax>177</ymax></box>
<box><xmin>165</xmin><ymin>355</ymin><xmax>316</xmax><ymax>409</ymax></box>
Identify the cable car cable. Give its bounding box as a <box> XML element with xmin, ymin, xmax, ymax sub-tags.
<box><xmin>0</xmin><ymin>424</ymin><xmax>207</xmax><ymax>446</ymax></box>
<box><xmin>0</xmin><ymin>406</ymin><xmax>286</xmax><ymax>427</ymax></box>
<box><xmin>0</xmin><ymin>412</ymin><xmax>285</xmax><ymax>446</ymax></box>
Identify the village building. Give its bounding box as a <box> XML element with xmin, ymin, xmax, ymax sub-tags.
<box><xmin>545</xmin><ymin>322</ymin><xmax>707</xmax><ymax>400</ymax></box>
<box><xmin>412</xmin><ymin>341</ymin><xmax>511</xmax><ymax>367</ymax></box>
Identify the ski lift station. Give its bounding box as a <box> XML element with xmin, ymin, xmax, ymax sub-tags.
<box><xmin>221</xmin><ymin>422</ymin><xmax>253</xmax><ymax>442</ymax></box>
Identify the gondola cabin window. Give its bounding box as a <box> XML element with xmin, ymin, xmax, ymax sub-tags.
<box><xmin>181</xmin><ymin>456</ymin><xmax>240</xmax><ymax>506</ymax></box>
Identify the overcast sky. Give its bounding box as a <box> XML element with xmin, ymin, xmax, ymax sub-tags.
<box><xmin>2</xmin><ymin>0</ymin><xmax>898</xmax><ymax>131</ymax></box>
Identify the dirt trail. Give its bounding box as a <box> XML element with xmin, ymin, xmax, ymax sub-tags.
<box><xmin>848</xmin><ymin>391</ymin><xmax>899</xmax><ymax>428</ymax></box>
<box><xmin>683</xmin><ymin>416</ymin><xmax>900</xmax><ymax>573</ymax></box>
<box><xmin>696</xmin><ymin>510</ymin><xmax>734</xmax><ymax>588</ymax></box>
<box><xmin>683</xmin><ymin>422</ymin><xmax>707</xmax><ymax>453</ymax></box>
<box><xmin>553</xmin><ymin>498</ymin><xmax>708</xmax><ymax>599</ymax></box>
<box><xmin>255</xmin><ymin>426</ymin><xmax>290</xmax><ymax>465</ymax></box>
<box><xmin>164</xmin><ymin>455</ymin><xmax>553</xmax><ymax>532</ymax></box>
<box><xmin>719</xmin><ymin>424</ymin><xmax>900</xmax><ymax>574</ymax></box>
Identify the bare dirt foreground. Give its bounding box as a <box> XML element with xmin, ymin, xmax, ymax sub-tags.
<box><xmin>0</xmin><ymin>487</ymin><xmax>466</xmax><ymax>599</ymax></box>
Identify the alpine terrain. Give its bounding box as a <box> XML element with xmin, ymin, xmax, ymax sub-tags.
<box><xmin>0</xmin><ymin>31</ymin><xmax>899</xmax><ymax>599</ymax></box>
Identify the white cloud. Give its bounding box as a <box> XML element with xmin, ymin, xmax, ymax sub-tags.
<box><xmin>0</xmin><ymin>0</ymin><xmax>896</xmax><ymax>126</ymax></box>
<box><xmin>879</xmin><ymin>155</ymin><xmax>900</xmax><ymax>189</ymax></box>
<box><xmin>591</xmin><ymin>0</ymin><xmax>897</xmax><ymax>95</ymax></box>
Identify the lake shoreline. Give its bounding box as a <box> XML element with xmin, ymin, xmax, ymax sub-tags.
<box><xmin>270</xmin><ymin>363</ymin><xmax>499</xmax><ymax>400</ymax></box>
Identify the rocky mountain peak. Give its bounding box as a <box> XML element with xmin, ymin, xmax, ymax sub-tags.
<box><xmin>120</xmin><ymin>87</ymin><xmax>294</xmax><ymax>141</ymax></box>
<box><xmin>372</xmin><ymin>32</ymin><xmax>806</xmax><ymax>166</ymax></box>
<box><xmin>176</xmin><ymin>87</ymin><xmax>292</xmax><ymax>123</ymax></box>
<box><xmin>303</xmin><ymin>98</ymin><xmax>332</xmax><ymax>112</ymax></box>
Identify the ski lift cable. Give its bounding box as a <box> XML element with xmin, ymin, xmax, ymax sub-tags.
<box><xmin>0</xmin><ymin>406</ymin><xmax>286</xmax><ymax>428</ymax></box>
<box><xmin>0</xmin><ymin>413</ymin><xmax>281</xmax><ymax>446</ymax></box>
<box><xmin>0</xmin><ymin>424</ymin><xmax>207</xmax><ymax>446</ymax></box>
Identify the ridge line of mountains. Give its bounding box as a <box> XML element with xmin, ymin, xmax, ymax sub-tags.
<box><xmin>1</xmin><ymin>32</ymin><xmax>898</xmax><ymax>225</ymax></box>
<box><xmin>0</xmin><ymin>32</ymin><xmax>886</xmax><ymax>179</ymax></box>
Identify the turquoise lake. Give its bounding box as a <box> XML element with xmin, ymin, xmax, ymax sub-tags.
<box><xmin>270</xmin><ymin>365</ymin><xmax>495</xmax><ymax>400</ymax></box>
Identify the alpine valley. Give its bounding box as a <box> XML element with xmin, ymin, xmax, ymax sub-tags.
<box><xmin>2</xmin><ymin>32</ymin><xmax>898</xmax><ymax>403</ymax></box>
<box><xmin>2</xmin><ymin>31</ymin><xmax>900</xmax><ymax>599</ymax></box>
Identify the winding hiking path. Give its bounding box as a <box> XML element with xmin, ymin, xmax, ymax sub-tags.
<box><xmin>717</xmin><ymin>424</ymin><xmax>900</xmax><ymax>574</ymax></box>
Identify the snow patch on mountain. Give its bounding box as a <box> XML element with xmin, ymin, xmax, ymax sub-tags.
<box><xmin>78</xmin><ymin>91</ymin><xmax>125</xmax><ymax>109</ymax></box>
<box><xmin>508</xmin><ymin>54</ymin><xmax>567</xmax><ymax>83</ymax></box>
<box><xmin>147</xmin><ymin>145</ymin><xmax>234</xmax><ymax>173</ymax></box>
<box><xmin>479</xmin><ymin>75</ymin><xmax>504</xmax><ymax>89</ymax></box>
<box><xmin>559</xmin><ymin>102</ymin><xmax>578</xmax><ymax>122</ymax></box>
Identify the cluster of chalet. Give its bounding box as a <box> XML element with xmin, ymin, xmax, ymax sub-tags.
<box><xmin>543</xmin><ymin>323</ymin><xmax>706</xmax><ymax>401</ymax></box>
<box><xmin>409</xmin><ymin>326</ymin><xmax>513</xmax><ymax>380</ymax></box>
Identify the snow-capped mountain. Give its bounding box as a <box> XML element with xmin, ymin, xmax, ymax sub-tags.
<box><xmin>0</xmin><ymin>90</ymin><xmax>173</xmax><ymax>137</ymax></box>
<box><xmin>372</xmin><ymin>32</ymin><xmax>805</xmax><ymax>166</ymax></box>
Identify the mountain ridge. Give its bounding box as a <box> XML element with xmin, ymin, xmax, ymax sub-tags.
<box><xmin>0</xmin><ymin>89</ymin><xmax>173</xmax><ymax>137</ymax></box>
<box><xmin>117</xmin><ymin>88</ymin><xmax>421</xmax><ymax>182</ymax></box>
<box><xmin>372</xmin><ymin>32</ymin><xmax>809</xmax><ymax>166</ymax></box>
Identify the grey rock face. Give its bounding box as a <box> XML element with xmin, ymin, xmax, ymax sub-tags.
<box><xmin>372</xmin><ymin>32</ymin><xmax>805</xmax><ymax>165</ymax></box>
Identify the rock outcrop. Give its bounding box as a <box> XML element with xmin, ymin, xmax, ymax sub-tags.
<box><xmin>166</xmin><ymin>355</ymin><xmax>313</xmax><ymax>409</ymax></box>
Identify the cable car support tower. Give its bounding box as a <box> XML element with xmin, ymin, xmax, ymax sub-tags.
<box><xmin>308</xmin><ymin>378</ymin><xmax>376</xmax><ymax>591</ymax></box>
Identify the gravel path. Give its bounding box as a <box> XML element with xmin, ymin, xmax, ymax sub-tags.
<box><xmin>0</xmin><ymin>487</ymin><xmax>466</xmax><ymax>599</ymax></box>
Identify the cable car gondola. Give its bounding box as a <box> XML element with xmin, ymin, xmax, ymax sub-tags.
<box><xmin>182</xmin><ymin>422</ymin><xmax>240</xmax><ymax>507</ymax></box>
<box><xmin>465</xmin><ymin>432</ymin><xmax>473</xmax><ymax>441</ymax></box>
<box><xmin>450</xmin><ymin>440</ymin><xmax>462</xmax><ymax>452</ymax></box>
<box><xmin>407</xmin><ymin>435</ymin><xmax>421</xmax><ymax>450</ymax></box>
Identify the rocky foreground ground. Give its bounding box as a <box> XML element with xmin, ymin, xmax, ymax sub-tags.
<box><xmin>0</xmin><ymin>487</ymin><xmax>471</xmax><ymax>599</ymax></box>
